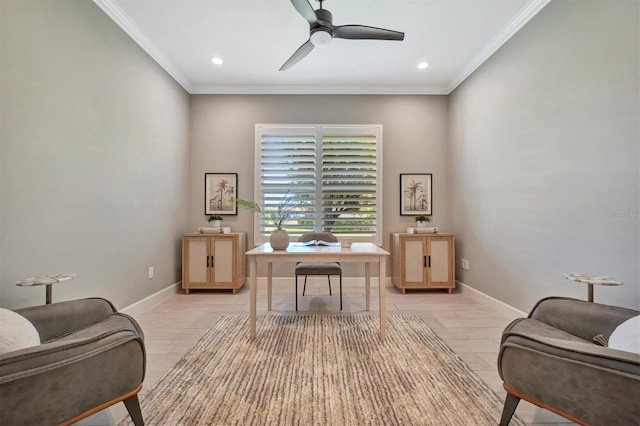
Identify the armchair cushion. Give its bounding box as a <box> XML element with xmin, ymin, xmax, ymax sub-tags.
<box><xmin>0</xmin><ymin>309</ymin><xmax>40</xmax><ymax>354</ymax></box>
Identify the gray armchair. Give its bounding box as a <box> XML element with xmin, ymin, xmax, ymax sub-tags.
<box><xmin>0</xmin><ymin>297</ymin><xmax>146</xmax><ymax>425</ymax></box>
<box><xmin>498</xmin><ymin>296</ymin><xmax>640</xmax><ymax>425</ymax></box>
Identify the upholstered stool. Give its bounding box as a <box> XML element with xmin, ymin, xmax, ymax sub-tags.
<box><xmin>295</xmin><ymin>262</ymin><xmax>343</xmax><ymax>310</ymax></box>
<box><xmin>295</xmin><ymin>232</ymin><xmax>343</xmax><ymax>311</ymax></box>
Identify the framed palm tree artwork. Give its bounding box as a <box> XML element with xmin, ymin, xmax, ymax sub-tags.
<box><xmin>400</xmin><ymin>173</ymin><xmax>432</xmax><ymax>216</ymax></box>
<box><xmin>205</xmin><ymin>173</ymin><xmax>238</xmax><ymax>215</ymax></box>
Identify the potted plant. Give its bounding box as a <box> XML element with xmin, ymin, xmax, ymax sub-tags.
<box><xmin>208</xmin><ymin>214</ymin><xmax>224</xmax><ymax>228</ymax></box>
<box><xmin>414</xmin><ymin>214</ymin><xmax>431</xmax><ymax>228</ymax></box>
<box><xmin>235</xmin><ymin>191</ymin><xmax>296</xmax><ymax>250</ymax></box>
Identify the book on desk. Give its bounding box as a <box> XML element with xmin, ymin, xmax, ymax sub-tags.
<box><xmin>302</xmin><ymin>240</ymin><xmax>340</xmax><ymax>247</ymax></box>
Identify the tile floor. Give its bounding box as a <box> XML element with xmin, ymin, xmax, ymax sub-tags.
<box><xmin>81</xmin><ymin>282</ymin><xmax>574</xmax><ymax>425</ymax></box>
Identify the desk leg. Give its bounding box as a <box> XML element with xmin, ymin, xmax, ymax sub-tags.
<box><xmin>378</xmin><ymin>259</ymin><xmax>386</xmax><ymax>342</ymax></box>
<box><xmin>267</xmin><ymin>262</ymin><xmax>273</xmax><ymax>311</ymax></box>
<box><xmin>365</xmin><ymin>262</ymin><xmax>371</xmax><ymax>311</ymax></box>
<box><xmin>587</xmin><ymin>284</ymin><xmax>594</xmax><ymax>303</ymax></box>
<box><xmin>250</xmin><ymin>257</ymin><xmax>257</xmax><ymax>340</ymax></box>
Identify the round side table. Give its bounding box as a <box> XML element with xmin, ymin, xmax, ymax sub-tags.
<box><xmin>15</xmin><ymin>273</ymin><xmax>77</xmax><ymax>304</ymax></box>
<box><xmin>562</xmin><ymin>273</ymin><xmax>623</xmax><ymax>302</ymax></box>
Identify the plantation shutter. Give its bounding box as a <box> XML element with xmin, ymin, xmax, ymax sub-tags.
<box><xmin>259</xmin><ymin>130</ymin><xmax>317</xmax><ymax>234</ymax></box>
<box><xmin>255</xmin><ymin>125</ymin><xmax>382</xmax><ymax>244</ymax></box>
<box><xmin>321</xmin><ymin>133</ymin><xmax>378</xmax><ymax>236</ymax></box>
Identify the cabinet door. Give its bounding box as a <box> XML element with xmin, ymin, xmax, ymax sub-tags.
<box><xmin>426</xmin><ymin>236</ymin><xmax>452</xmax><ymax>288</ymax></box>
<box><xmin>401</xmin><ymin>236</ymin><xmax>427</xmax><ymax>286</ymax></box>
<box><xmin>211</xmin><ymin>236</ymin><xmax>235</xmax><ymax>286</ymax></box>
<box><xmin>184</xmin><ymin>237</ymin><xmax>211</xmax><ymax>287</ymax></box>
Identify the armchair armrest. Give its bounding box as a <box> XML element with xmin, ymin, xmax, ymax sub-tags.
<box><xmin>500</xmin><ymin>333</ymin><xmax>640</xmax><ymax>376</ymax></box>
<box><xmin>529</xmin><ymin>297</ymin><xmax>639</xmax><ymax>341</ymax></box>
<box><xmin>15</xmin><ymin>297</ymin><xmax>117</xmax><ymax>342</ymax></box>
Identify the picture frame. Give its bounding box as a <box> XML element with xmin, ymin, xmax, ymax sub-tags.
<box><xmin>205</xmin><ymin>173</ymin><xmax>238</xmax><ymax>215</ymax></box>
<box><xmin>400</xmin><ymin>173</ymin><xmax>432</xmax><ymax>216</ymax></box>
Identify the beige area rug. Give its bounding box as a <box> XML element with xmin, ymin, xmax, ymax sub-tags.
<box><xmin>119</xmin><ymin>315</ymin><xmax>525</xmax><ymax>425</ymax></box>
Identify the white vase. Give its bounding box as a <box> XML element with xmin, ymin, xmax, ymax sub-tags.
<box><xmin>417</xmin><ymin>221</ymin><xmax>427</xmax><ymax>228</ymax></box>
<box><xmin>270</xmin><ymin>229</ymin><xmax>290</xmax><ymax>250</ymax></box>
<box><xmin>210</xmin><ymin>220</ymin><xmax>221</xmax><ymax>228</ymax></box>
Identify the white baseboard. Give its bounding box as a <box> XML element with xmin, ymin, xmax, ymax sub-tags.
<box><xmin>121</xmin><ymin>281</ymin><xmax>181</xmax><ymax>316</ymax></box>
<box><xmin>456</xmin><ymin>280</ymin><xmax>526</xmax><ymax>321</ymax></box>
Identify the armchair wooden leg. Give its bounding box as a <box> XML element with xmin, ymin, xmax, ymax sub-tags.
<box><xmin>123</xmin><ymin>394</ymin><xmax>144</xmax><ymax>426</ymax></box>
<box><xmin>295</xmin><ymin>275</ymin><xmax>299</xmax><ymax>311</ymax></box>
<box><xmin>499</xmin><ymin>390</ymin><xmax>520</xmax><ymax>426</ymax></box>
<box><xmin>327</xmin><ymin>275</ymin><xmax>332</xmax><ymax>295</ymax></box>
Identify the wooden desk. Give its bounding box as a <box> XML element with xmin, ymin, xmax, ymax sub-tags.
<box><xmin>246</xmin><ymin>242</ymin><xmax>390</xmax><ymax>341</ymax></box>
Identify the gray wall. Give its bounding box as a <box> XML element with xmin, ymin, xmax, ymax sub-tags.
<box><xmin>449</xmin><ymin>0</ymin><xmax>639</xmax><ymax>310</ymax></box>
<box><xmin>0</xmin><ymin>1</ymin><xmax>190</xmax><ymax>309</ymax></box>
<box><xmin>189</xmin><ymin>95</ymin><xmax>449</xmax><ymax>275</ymax></box>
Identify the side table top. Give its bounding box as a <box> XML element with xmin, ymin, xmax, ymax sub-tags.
<box><xmin>562</xmin><ymin>273</ymin><xmax>623</xmax><ymax>286</ymax></box>
<box><xmin>16</xmin><ymin>273</ymin><xmax>77</xmax><ymax>287</ymax></box>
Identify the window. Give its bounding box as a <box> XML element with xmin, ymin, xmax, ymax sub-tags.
<box><xmin>255</xmin><ymin>124</ymin><xmax>383</xmax><ymax>245</ymax></box>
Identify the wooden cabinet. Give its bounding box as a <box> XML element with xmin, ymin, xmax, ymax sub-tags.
<box><xmin>182</xmin><ymin>232</ymin><xmax>246</xmax><ymax>294</ymax></box>
<box><xmin>391</xmin><ymin>233</ymin><xmax>455</xmax><ymax>294</ymax></box>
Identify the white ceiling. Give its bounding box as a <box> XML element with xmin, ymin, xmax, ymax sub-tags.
<box><xmin>93</xmin><ymin>0</ymin><xmax>551</xmax><ymax>95</ymax></box>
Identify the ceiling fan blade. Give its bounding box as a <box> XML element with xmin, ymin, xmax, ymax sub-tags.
<box><xmin>290</xmin><ymin>0</ymin><xmax>317</xmax><ymax>25</ymax></box>
<box><xmin>279</xmin><ymin>39</ymin><xmax>315</xmax><ymax>71</ymax></box>
<box><xmin>333</xmin><ymin>25</ymin><xmax>404</xmax><ymax>41</ymax></box>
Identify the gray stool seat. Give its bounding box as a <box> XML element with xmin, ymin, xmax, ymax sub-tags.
<box><xmin>295</xmin><ymin>262</ymin><xmax>342</xmax><ymax>275</ymax></box>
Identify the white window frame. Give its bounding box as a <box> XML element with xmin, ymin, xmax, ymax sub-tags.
<box><xmin>254</xmin><ymin>124</ymin><xmax>383</xmax><ymax>246</ymax></box>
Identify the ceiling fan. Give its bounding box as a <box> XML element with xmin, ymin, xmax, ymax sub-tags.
<box><xmin>280</xmin><ymin>0</ymin><xmax>405</xmax><ymax>71</ymax></box>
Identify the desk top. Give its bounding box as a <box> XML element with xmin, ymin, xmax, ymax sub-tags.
<box><xmin>247</xmin><ymin>242</ymin><xmax>389</xmax><ymax>258</ymax></box>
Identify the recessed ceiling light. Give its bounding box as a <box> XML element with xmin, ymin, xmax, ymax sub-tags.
<box><xmin>211</xmin><ymin>56</ymin><xmax>224</xmax><ymax>65</ymax></box>
<box><xmin>417</xmin><ymin>61</ymin><xmax>429</xmax><ymax>70</ymax></box>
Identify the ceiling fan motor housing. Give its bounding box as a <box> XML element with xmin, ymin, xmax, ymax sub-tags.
<box><xmin>311</xmin><ymin>8</ymin><xmax>333</xmax><ymax>45</ymax></box>
<box><xmin>314</xmin><ymin>8</ymin><xmax>333</xmax><ymax>27</ymax></box>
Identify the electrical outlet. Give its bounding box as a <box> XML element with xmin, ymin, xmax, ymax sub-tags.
<box><xmin>462</xmin><ymin>259</ymin><xmax>470</xmax><ymax>271</ymax></box>
<box><xmin>460</xmin><ymin>259</ymin><xmax>465</xmax><ymax>269</ymax></box>
<box><xmin>148</xmin><ymin>266</ymin><xmax>154</xmax><ymax>279</ymax></box>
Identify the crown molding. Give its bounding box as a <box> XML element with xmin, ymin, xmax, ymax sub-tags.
<box><xmin>92</xmin><ymin>0</ymin><xmax>192</xmax><ymax>92</ymax></box>
<box><xmin>189</xmin><ymin>84</ymin><xmax>449</xmax><ymax>95</ymax></box>
<box><xmin>446</xmin><ymin>0</ymin><xmax>553</xmax><ymax>93</ymax></box>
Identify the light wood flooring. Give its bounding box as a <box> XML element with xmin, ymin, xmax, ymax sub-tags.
<box><xmin>80</xmin><ymin>282</ymin><xmax>574</xmax><ymax>425</ymax></box>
